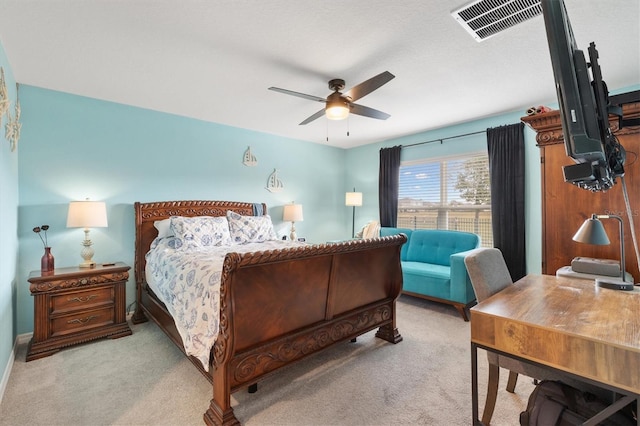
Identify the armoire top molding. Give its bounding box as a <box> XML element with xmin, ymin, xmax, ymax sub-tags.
<box><xmin>522</xmin><ymin>101</ymin><xmax>640</xmax><ymax>147</ymax></box>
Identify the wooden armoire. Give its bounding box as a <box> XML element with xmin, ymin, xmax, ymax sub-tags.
<box><xmin>522</xmin><ymin>96</ymin><xmax>640</xmax><ymax>282</ymax></box>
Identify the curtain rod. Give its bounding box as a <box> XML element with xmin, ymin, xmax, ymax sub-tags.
<box><xmin>402</xmin><ymin>130</ymin><xmax>486</xmax><ymax>148</ymax></box>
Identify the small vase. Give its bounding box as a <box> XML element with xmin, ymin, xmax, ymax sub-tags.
<box><xmin>41</xmin><ymin>247</ymin><xmax>54</xmax><ymax>272</ymax></box>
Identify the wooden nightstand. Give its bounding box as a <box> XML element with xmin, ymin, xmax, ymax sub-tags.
<box><xmin>26</xmin><ymin>262</ymin><xmax>132</xmax><ymax>361</ymax></box>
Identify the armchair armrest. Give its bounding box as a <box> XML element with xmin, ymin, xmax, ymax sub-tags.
<box><xmin>449</xmin><ymin>250</ymin><xmax>478</xmax><ymax>304</ymax></box>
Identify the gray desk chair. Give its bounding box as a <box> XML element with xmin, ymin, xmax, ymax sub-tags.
<box><xmin>464</xmin><ymin>248</ymin><xmax>556</xmax><ymax>425</ymax></box>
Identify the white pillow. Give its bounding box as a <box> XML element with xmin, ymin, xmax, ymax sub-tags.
<box><xmin>154</xmin><ymin>218</ymin><xmax>173</xmax><ymax>239</ymax></box>
<box><xmin>361</xmin><ymin>220</ymin><xmax>381</xmax><ymax>239</ymax></box>
<box><xmin>170</xmin><ymin>216</ymin><xmax>232</xmax><ymax>250</ymax></box>
<box><xmin>227</xmin><ymin>211</ymin><xmax>277</xmax><ymax>244</ymax></box>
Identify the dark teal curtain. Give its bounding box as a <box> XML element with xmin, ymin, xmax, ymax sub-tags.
<box><xmin>379</xmin><ymin>145</ymin><xmax>401</xmax><ymax>227</ymax></box>
<box><xmin>486</xmin><ymin>123</ymin><xmax>526</xmax><ymax>281</ymax></box>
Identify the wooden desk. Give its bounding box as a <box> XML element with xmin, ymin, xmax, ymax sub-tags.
<box><xmin>470</xmin><ymin>274</ymin><xmax>639</xmax><ymax>425</ymax></box>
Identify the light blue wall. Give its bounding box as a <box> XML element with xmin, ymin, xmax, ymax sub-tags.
<box><xmin>344</xmin><ymin>114</ymin><xmax>543</xmax><ymax>275</ymax></box>
<box><xmin>16</xmin><ymin>86</ymin><xmax>348</xmax><ymax>334</ymax></box>
<box><xmin>0</xmin><ymin>44</ymin><xmax>19</xmax><ymax>382</ymax></box>
<box><xmin>343</xmin><ymin>82</ymin><xmax>640</xmax><ymax>278</ymax></box>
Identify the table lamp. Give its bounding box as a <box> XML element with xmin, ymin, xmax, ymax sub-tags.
<box><xmin>283</xmin><ymin>203</ymin><xmax>303</xmax><ymax>241</ymax></box>
<box><xmin>572</xmin><ymin>213</ymin><xmax>634</xmax><ymax>291</ymax></box>
<box><xmin>66</xmin><ymin>200</ymin><xmax>108</xmax><ymax>268</ymax></box>
<box><xmin>345</xmin><ymin>188</ymin><xmax>362</xmax><ymax>238</ymax></box>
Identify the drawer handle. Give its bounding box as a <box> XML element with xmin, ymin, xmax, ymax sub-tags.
<box><xmin>68</xmin><ymin>294</ymin><xmax>98</xmax><ymax>303</ymax></box>
<box><xmin>67</xmin><ymin>315</ymin><xmax>98</xmax><ymax>325</ymax></box>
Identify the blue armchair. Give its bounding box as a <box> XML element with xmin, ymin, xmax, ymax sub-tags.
<box><xmin>380</xmin><ymin>227</ymin><xmax>481</xmax><ymax>320</ymax></box>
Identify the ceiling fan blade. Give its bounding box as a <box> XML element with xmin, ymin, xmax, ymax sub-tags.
<box><xmin>268</xmin><ymin>87</ymin><xmax>326</xmax><ymax>103</ymax></box>
<box><xmin>344</xmin><ymin>71</ymin><xmax>395</xmax><ymax>102</ymax></box>
<box><xmin>299</xmin><ymin>109</ymin><xmax>326</xmax><ymax>125</ymax></box>
<box><xmin>350</xmin><ymin>103</ymin><xmax>391</xmax><ymax>120</ymax></box>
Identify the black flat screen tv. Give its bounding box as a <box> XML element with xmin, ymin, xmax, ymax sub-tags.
<box><xmin>541</xmin><ymin>0</ymin><xmax>625</xmax><ymax>192</ymax></box>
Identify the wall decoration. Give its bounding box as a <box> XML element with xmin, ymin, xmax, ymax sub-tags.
<box><xmin>266</xmin><ymin>168</ymin><xmax>283</xmax><ymax>193</ymax></box>
<box><xmin>243</xmin><ymin>146</ymin><xmax>257</xmax><ymax>166</ymax></box>
<box><xmin>0</xmin><ymin>67</ymin><xmax>9</xmax><ymax>120</ymax></box>
<box><xmin>5</xmin><ymin>84</ymin><xmax>21</xmax><ymax>152</ymax></box>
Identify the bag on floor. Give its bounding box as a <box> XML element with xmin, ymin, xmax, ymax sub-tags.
<box><xmin>519</xmin><ymin>380</ymin><xmax>635</xmax><ymax>426</ymax></box>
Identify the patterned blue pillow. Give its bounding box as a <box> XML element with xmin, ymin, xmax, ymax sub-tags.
<box><xmin>227</xmin><ymin>211</ymin><xmax>278</xmax><ymax>244</ymax></box>
<box><xmin>170</xmin><ymin>216</ymin><xmax>232</xmax><ymax>250</ymax></box>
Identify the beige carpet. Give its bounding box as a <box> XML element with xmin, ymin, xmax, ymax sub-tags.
<box><xmin>0</xmin><ymin>295</ymin><xmax>535</xmax><ymax>425</ymax></box>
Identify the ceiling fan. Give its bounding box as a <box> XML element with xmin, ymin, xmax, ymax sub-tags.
<box><xmin>268</xmin><ymin>71</ymin><xmax>395</xmax><ymax>125</ymax></box>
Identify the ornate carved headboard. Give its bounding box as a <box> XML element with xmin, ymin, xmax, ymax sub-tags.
<box><xmin>133</xmin><ymin>200</ymin><xmax>267</xmax><ymax>287</ymax></box>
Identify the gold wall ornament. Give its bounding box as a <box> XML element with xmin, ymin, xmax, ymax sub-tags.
<box><xmin>5</xmin><ymin>82</ymin><xmax>21</xmax><ymax>152</ymax></box>
<box><xmin>0</xmin><ymin>67</ymin><xmax>10</xmax><ymax>120</ymax></box>
<box><xmin>5</xmin><ymin>98</ymin><xmax>21</xmax><ymax>152</ymax></box>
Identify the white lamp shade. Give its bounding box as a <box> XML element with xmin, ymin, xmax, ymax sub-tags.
<box><xmin>283</xmin><ymin>204</ymin><xmax>303</xmax><ymax>222</ymax></box>
<box><xmin>326</xmin><ymin>104</ymin><xmax>350</xmax><ymax>120</ymax></box>
<box><xmin>66</xmin><ymin>201</ymin><xmax>108</xmax><ymax>228</ymax></box>
<box><xmin>345</xmin><ymin>192</ymin><xmax>363</xmax><ymax>207</ymax></box>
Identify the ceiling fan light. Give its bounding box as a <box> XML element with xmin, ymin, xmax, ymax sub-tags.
<box><xmin>326</xmin><ymin>103</ymin><xmax>349</xmax><ymax>120</ymax></box>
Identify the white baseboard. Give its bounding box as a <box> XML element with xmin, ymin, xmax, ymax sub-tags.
<box><xmin>0</xmin><ymin>333</ymin><xmax>32</xmax><ymax>405</ymax></box>
<box><xmin>0</xmin><ymin>341</ymin><xmax>16</xmax><ymax>405</ymax></box>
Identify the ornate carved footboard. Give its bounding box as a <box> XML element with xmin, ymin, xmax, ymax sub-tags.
<box><xmin>131</xmin><ymin>200</ymin><xmax>406</xmax><ymax>425</ymax></box>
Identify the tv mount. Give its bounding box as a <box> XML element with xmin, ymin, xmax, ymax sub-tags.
<box><xmin>541</xmin><ymin>0</ymin><xmax>633</xmax><ymax>193</ymax></box>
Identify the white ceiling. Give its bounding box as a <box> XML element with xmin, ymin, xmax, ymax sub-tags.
<box><xmin>0</xmin><ymin>0</ymin><xmax>638</xmax><ymax>149</ymax></box>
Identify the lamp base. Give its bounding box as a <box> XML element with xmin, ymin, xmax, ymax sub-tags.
<box><xmin>79</xmin><ymin>232</ymin><xmax>96</xmax><ymax>268</ymax></box>
<box><xmin>289</xmin><ymin>222</ymin><xmax>297</xmax><ymax>241</ymax></box>
<box><xmin>595</xmin><ymin>278</ymin><xmax>634</xmax><ymax>291</ymax></box>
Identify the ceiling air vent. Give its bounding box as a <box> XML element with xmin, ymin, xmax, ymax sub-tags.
<box><xmin>452</xmin><ymin>0</ymin><xmax>542</xmax><ymax>42</ymax></box>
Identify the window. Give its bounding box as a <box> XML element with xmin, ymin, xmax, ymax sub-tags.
<box><xmin>398</xmin><ymin>152</ymin><xmax>492</xmax><ymax>247</ymax></box>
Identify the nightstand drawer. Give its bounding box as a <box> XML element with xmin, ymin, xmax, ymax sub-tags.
<box><xmin>51</xmin><ymin>286</ymin><xmax>114</xmax><ymax>315</ymax></box>
<box><xmin>51</xmin><ymin>307</ymin><xmax>115</xmax><ymax>337</ymax></box>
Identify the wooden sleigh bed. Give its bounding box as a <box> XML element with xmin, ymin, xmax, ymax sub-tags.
<box><xmin>131</xmin><ymin>200</ymin><xmax>406</xmax><ymax>425</ymax></box>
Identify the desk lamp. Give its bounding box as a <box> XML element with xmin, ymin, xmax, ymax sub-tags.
<box><xmin>283</xmin><ymin>203</ymin><xmax>303</xmax><ymax>241</ymax></box>
<box><xmin>66</xmin><ymin>200</ymin><xmax>108</xmax><ymax>268</ymax></box>
<box><xmin>572</xmin><ymin>214</ymin><xmax>634</xmax><ymax>291</ymax></box>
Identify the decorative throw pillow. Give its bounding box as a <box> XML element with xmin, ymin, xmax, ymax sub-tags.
<box><xmin>154</xmin><ymin>218</ymin><xmax>173</xmax><ymax>239</ymax></box>
<box><xmin>227</xmin><ymin>211</ymin><xmax>277</xmax><ymax>244</ymax></box>
<box><xmin>169</xmin><ymin>216</ymin><xmax>231</xmax><ymax>250</ymax></box>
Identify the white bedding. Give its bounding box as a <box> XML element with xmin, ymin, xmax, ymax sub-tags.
<box><xmin>145</xmin><ymin>237</ymin><xmax>305</xmax><ymax>371</ymax></box>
